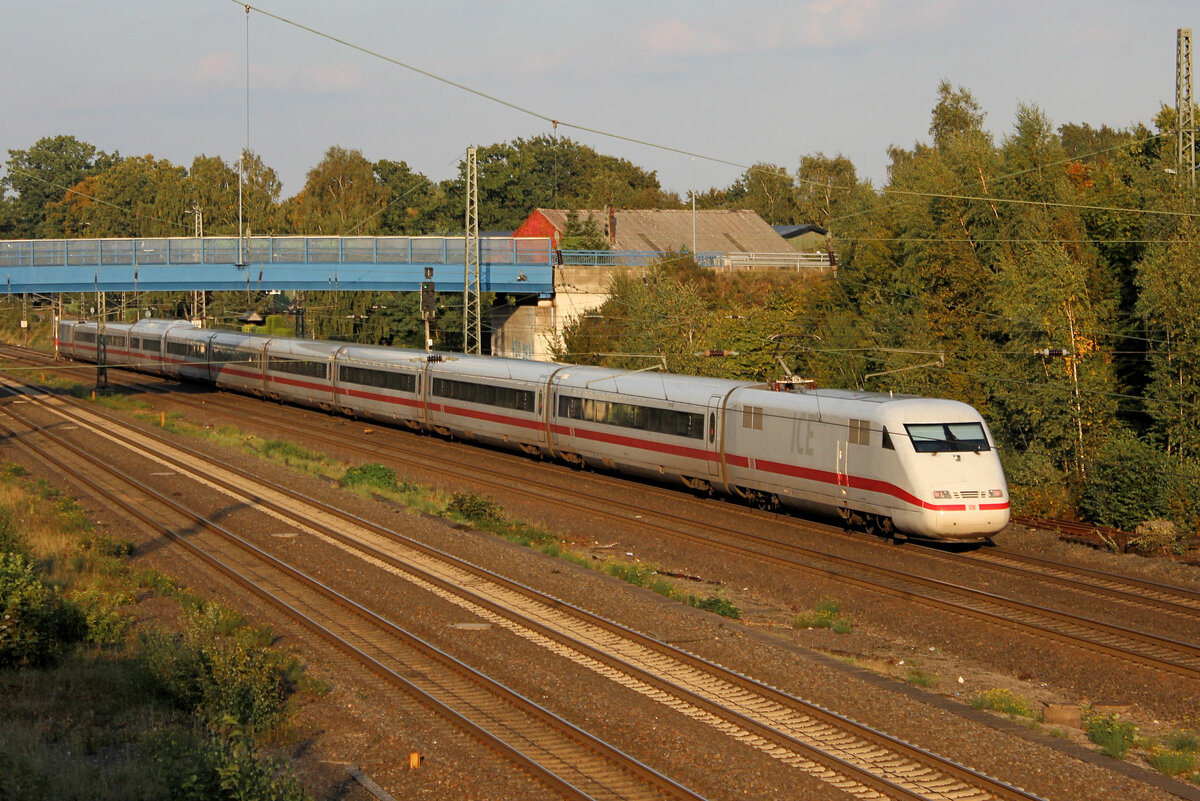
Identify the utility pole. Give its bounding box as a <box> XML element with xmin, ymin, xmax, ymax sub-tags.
<box><xmin>95</xmin><ymin>287</ymin><xmax>107</xmax><ymax>390</ymax></box>
<box><xmin>463</xmin><ymin>146</ymin><xmax>482</xmax><ymax>354</ymax></box>
<box><xmin>1179</xmin><ymin>28</ymin><xmax>1196</xmax><ymax>188</ymax></box>
<box><xmin>191</xmin><ymin>203</ymin><xmax>206</xmax><ymax>326</ymax></box>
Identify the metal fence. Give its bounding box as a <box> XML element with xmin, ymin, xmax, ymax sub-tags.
<box><xmin>0</xmin><ymin>235</ymin><xmax>553</xmax><ymax>268</ymax></box>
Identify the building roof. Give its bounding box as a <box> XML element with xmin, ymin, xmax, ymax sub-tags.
<box><xmin>773</xmin><ymin>223</ymin><xmax>828</xmax><ymax>239</ymax></box>
<box><xmin>525</xmin><ymin>208</ymin><xmax>792</xmax><ymax>254</ymax></box>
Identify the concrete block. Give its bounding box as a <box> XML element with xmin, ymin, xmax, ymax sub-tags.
<box><xmin>1091</xmin><ymin>701</ymin><xmax>1133</xmax><ymax>716</ymax></box>
<box><xmin>1042</xmin><ymin>702</ymin><xmax>1082</xmax><ymax>728</ymax></box>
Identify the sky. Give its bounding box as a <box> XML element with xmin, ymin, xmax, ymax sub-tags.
<box><xmin>1</xmin><ymin>1</ymin><xmax>1194</xmax><ymax>202</ymax></box>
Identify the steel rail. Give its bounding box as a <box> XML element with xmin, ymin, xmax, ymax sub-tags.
<box><xmin>106</xmin><ymin>375</ymin><xmax>1200</xmax><ymax>681</ymax></box>
<box><xmin>0</xmin><ymin>395</ymin><xmax>704</xmax><ymax>801</ymax></box>
<box><xmin>0</xmin><ymin>372</ymin><xmax>1047</xmax><ymax>801</ymax></box>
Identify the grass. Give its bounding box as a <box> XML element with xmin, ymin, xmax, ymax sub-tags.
<box><xmin>792</xmin><ymin>598</ymin><xmax>853</xmax><ymax>633</ymax></box>
<box><xmin>968</xmin><ymin>688</ymin><xmax>1034</xmax><ymax>718</ymax></box>
<box><xmin>1145</xmin><ymin>730</ymin><xmax>1200</xmax><ymax>780</ymax></box>
<box><xmin>904</xmin><ymin>665</ymin><xmax>938</xmax><ymax>688</ymax></box>
<box><xmin>1085</xmin><ymin>713</ymin><xmax>1138</xmax><ymax>758</ymax></box>
<box><xmin>0</xmin><ymin>464</ymin><xmax>313</xmax><ymax>800</ymax></box>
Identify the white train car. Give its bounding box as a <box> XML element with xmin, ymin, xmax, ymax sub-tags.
<box><xmin>127</xmin><ymin>319</ymin><xmax>194</xmax><ymax>375</ymax></box>
<box><xmin>548</xmin><ymin>366</ymin><xmax>750</xmax><ymax>486</ymax></box>
<box><xmin>207</xmin><ymin>329</ymin><xmax>269</xmax><ymax>395</ymax></box>
<box><xmin>261</xmin><ymin>338</ymin><xmax>340</xmax><ymax>409</ymax></box>
<box><xmin>424</xmin><ymin>354</ymin><xmax>554</xmax><ymax>452</ymax></box>
<box><xmin>720</xmin><ymin>388</ymin><xmax>1007</xmax><ymax>541</ymax></box>
<box><xmin>57</xmin><ymin>318</ymin><xmax>1010</xmax><ymax>541</ymax></box>
<box><xmin>331</xmin><ymin>344</ymin><xmax>427</xmax><ymax>428</ymax></box>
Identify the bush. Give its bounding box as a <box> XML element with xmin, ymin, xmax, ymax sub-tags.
<box><xmin>0</xmin><ymin>552</ymin><xmax>85</xmax><ymax>668</ymax></box>
<box><xmin>445</xmin><ymin>493</ymin><xmax>504</xmax><ymax>526</ymax></box>
<box><xmin>1162</xmin><ymin>458</ymin><xmax>1200</xmax><ymax>535</ymax></box>
<box><xmin>687</xmin><ymin>591</ymin><xmax>741</xmax><ymax>619</ymax></box>
<box><xmin>1082</xmin><ymin>431</ymin><xmax>1166</xmax><ymax>530</ymax></box>
<box><xmin>71</xmin><ymin>581</ymin><xmax>133</xmax><ymax>647</ymax></box>
<box><xmin>1001</xmin><ymin>449</ymin><xmax>1074</xmax><ymax>517</ymax></box>
<box><xmin>151</xmin><ymin>721</ymin><xmax>309</xmax><ymax>801</ymax></box>
<box><xmin>0</xmin><ymin>508</ymin><xmax>27</xmax><ymax>556</ymax></box>
<box><xmin>1086</xmin><ymin>713</ymin><xmax>1138</xmax><ymax>758</ymax></box>
<box><xmin>1130</xmin><ymin>519</ymin><xmax>1187</xmax><ymax>556</ymax></box>
<box><xmin>905</xmin><ymin>666</ymin><xmax>938</xmax><ymax>688</ymax></box>
<box><xmin>140</xmin><ymin>601</ymin><xmax>298</xmax><ymax>734</ymax></box>
<box><xmin>340</xmin><ymin>463</ymin><xmax>398</xmax><ymax>493</ymax></box>
<box><xmin>1148</xmin><ymin>748</ymin><xmax>1197</xmax><ymax>778</ymax></box>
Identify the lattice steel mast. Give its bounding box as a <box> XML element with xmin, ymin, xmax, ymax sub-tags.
<box><xmin>1179</xmin><ymin>28</ymin><xmax>1195</xmax><ymax>188</ymax></box>
<box><xmin>463</xmin><ymin>146</ymin><xmax>482</xmax><ymax>354</ymax></box>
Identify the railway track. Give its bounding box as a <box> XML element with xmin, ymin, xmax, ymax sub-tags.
<box><xmin>0</xmin><ymin>368</ymin><xmax>1049</xmax><ymax>801</ymax></box>
<box><xmin>0</xmin><ymin>379</ymin><xmax>697</xmax><ymax>801</ymax></box>
<box><xmin>90</xmin><ymin>369</ymin><xmax>1200</xmax><ymax>682</ymax></box>
<box><xmin>4</xmin><ymin>345</ymin><xmax>1197</xmax><ymax>679</ymax></box>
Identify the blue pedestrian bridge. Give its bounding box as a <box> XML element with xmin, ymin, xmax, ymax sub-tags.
<box><xmin>0</xmin><ymin>235</ymin><xmax>556</xmax><ymax>296</ymax></box>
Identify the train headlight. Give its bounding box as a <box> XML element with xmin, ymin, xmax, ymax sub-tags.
<box><xmin>988</xmin><ymin>489</ymin><xmax>1004</xmax><ymax>498</ymax></box>
<box><xmin>932</xmin><ymin>490</ymin><xmax>951</xmax><ymax>499</ymax></box>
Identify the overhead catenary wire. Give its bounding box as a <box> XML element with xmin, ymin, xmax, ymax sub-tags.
<box><xmin>231</xmin><ymin>1</ymin><xmax>1200</xmax><ymax>225</ymax></box>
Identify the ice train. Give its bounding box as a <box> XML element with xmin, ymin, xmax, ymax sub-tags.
<box><xmin>58</xmin><ymin>318</ymin><xmax>1010</xmax><ymax>542</ymax></box>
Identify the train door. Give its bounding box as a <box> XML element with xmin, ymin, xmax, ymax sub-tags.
<box><xmin>705</xmin><ymin>394</ymin><xmax>724</xmax><ymax>479</ymax></box>
<box><xmin>836</xmin><ymin>416</ymin><xmax>849</xmax><ymax>488</ymax></box>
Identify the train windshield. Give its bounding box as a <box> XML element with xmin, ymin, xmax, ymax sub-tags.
<box><xmin>903</xmin><ymin>422</ymin><xmax>990</xmax><ymax>453</ymax></box>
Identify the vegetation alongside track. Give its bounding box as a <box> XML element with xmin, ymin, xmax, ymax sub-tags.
<box><xmin>0</xmin><ymin>463</ymin><xmax>312</xmax><ymax>801</ymax></box>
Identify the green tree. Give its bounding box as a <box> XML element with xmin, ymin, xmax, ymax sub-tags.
<box><xmin>1136</xmin><ymin>212</ymin><xmax>1200</xmax><ymax>460</ymax></box>
<box><xmin>697</xmin><ymin>162</ymin><xmax>797</xmax><ymax>223</ymax></box>
<box><xmin>559</xmin><ymin>209</ymin><xmax>610</xmax><ymax>250</ymax></box>
<box><xmin>795</xmin><ymin>153</ymin><xmax>864</xmax><ymax>231</ymax></box>
<box><xmin>42</xmin><ymin>154</ymin><xmax>189</xmax><ymax>238</ymax></box>
<box><xmin>281</xmin><ymin>146</ymin><xmax>389</xmax><ymax>235</ymax></box>
<box><xmin>188</xmin><ymin>151</ymin><xmax>283</xmax><ymax>236</ymax></box>
<box><xmin>373</xmin><ymin>159</ymin><xmax>445</xmax><ymax>235</ymax></box>
<box><xmin>2</xmin><ymin>135</ymin><xmax>120</xmax><ymax>237</ymax></box>
<box><xmin>440</xmin><ymin>136</ymin><xmax>678</xmax><ymax>231</ymax></box>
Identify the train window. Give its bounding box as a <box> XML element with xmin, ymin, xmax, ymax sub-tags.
<box><xmin>741</xmin><ymin>406</ymin><xmax>763</xmax><ymax>430</ymax></box>
<box><xmin>211</xmin><ymin>344</ymin><xmax>254</xmax><ymax>365</ymax></box>
<box><xmin>103</xmin><ymin>334</ymin><xmax>126</xmax><ymax>346</ymax></box>
<box><xmin>903</xmin><ymin>422</ymin><xmax>990</xmax><ymax>453</ymax></box>
<box><xmin>881</xmin><ymin>426</ymin><xmax>895</xmax><ymax>450</ymax></box>
<box><xmin>130</xmin><ymin>337</ymin><xmax>140</xmax><ymax>350</ymax></box>
<box><xmin>557</xmin><ymin>394</ymin><xmax>704</xmax><ymax>440</ymax></box>
<box><xmin>75</xmin><ymin>332</ymin><xmax>96</xmax><ymax>344</ymax></box>
<box><xmin>339</xmin><ymin>365</ymin><xmax>416</xmax><ymax>393</ymax></box>
<box><xmin>268</xmin><ymin>358</ymin><xmax>329</xmax><ymax>380</ymax></box>
<box><xmin>849</xmin><ymin>419</ymin><xmax>871</xmax><ymax>446</ymax></box>
<box><xmin>432</xmin><ymin>377</ymin><xmax>534</xmax><ymax>412</ymax></box>
<box><xmin>141</xmin><ymin>338</ymin><xmax>161</xmax><ymax>353</ymax></box>
<box><xmin>708</xmin><ymin>412</ymin><xmax>716</xmax><ymax>443</ymax></box>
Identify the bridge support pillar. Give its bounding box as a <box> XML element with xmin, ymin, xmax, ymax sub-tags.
<box><xmin>490</xmin><ymin>297</ymin><xmax>556</xmax><ymax>360</ymax></box>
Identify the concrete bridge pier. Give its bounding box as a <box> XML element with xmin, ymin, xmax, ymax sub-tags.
<box><xmin>490</xmin><ymin>264</ymin><xmax>650</xmax><ymax>361</ymax></box>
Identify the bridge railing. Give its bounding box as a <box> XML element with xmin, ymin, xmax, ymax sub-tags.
<box><xmin>558</xmin><ymin>250</ymin><xmax>724</xmax><ymax>268</ymax></box>
<box><xmin>719</xmin><ymin>252</ymin><xmax>833</xmax><ymax>271</ymax></box>
<box><xmin>0</xmin><ymin>235</ymin><xmax>553</xmax><ymax>268</ymax></box>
